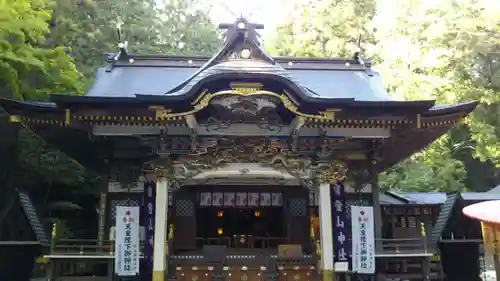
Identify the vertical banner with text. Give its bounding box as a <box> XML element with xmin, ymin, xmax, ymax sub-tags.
<box><xmin>115</xmin><ymin>206</ymin><xmax>140</xmax><ymax>276</ymax></box>
<box><xmin>143</xmin><ymin>181</ymin><xmax>156</xmax><ymax>273</ymax></box>
<box><xmin>351</xmin><ymin>206</ymin><xmax>375</xmax><ymax>274</ymax></box>
<box><xmin>332</xmin><ymin>183</ymin><xmax>350</xmax><ymax>269</ymax></box>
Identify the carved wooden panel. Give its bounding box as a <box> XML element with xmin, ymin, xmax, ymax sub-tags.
<box><xmin>225</xmin><ymin>270</ymin><xmax>263</xmax><ymax>281</ymax></box>
<box><xmin>277</xmin><ymin>270</ymin><xmax>314</xmax><ymax>281</ymax></box>
<box><xmin>175</xmin><ymin>269</ymin><xmax>212</xmax><ymax>281</ymax></box>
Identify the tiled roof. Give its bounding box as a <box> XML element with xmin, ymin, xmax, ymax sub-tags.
<box><xmin>379</xmin><ymin>192</ymin><xmax>406</xmax><ymax>205</ymax></box>
<box><xmin>85</xmin><ymin>59</ymin><xmax>393</xmax><ymax>102</ymax></box>
<box><xmin>400</xmin><ymin>192</ymin><xmax>448</xmax><ymax>204</ymax></box>
<box><xmin>82</xmin><ymin>18</ymin><xmax>393</xmax><ymax>101</ymax></box>
<box><xmin>487</xmin><ymin>185</ymin><xmax>500</xmax><ymax>193</ymax></box>
<box><xmin>382</xmin><ymin>190</ymin><xmax>500</xmax><ymax>205</ymax></box>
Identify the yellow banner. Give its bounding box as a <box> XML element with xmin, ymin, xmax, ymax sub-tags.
<box><xmin>481</xmin><ymin>222</ymin><xmax>500</xmax><ymax>255</ymax></box>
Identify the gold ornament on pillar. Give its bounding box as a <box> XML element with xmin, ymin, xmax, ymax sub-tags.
<box><xmin>168</xmin><ymin>224</ymin><xmax>174</xmax><ymax>241</ymax></box>
<box><xmin>166</xmin><ymin>224</ymin><xmax>174</xmax><ymax>256</ymax></box>
<box><xmin>314</xmin><ymin>161</ymin><xmax>348</xmax><ymax>184</ymax></box>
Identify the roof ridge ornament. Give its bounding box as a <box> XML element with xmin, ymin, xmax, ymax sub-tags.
<box><xmin>216</xmin><ymin>18</ymin><xmax>275</xmax><ymax>64</ymax></box>
<box><xmin>115</xmin><ymin>41</ymin><xmax>129</xmax><ymax>60</ymax></box>
<box><xmin>106</xmin><ymin>23</ymin><xmax>132</xmax><ymax>71</ymax></box>
<box><xmin>218</xmin><ymin>18</ymin><xmax>264</xmax><ymax>46</ymax></box>
<box><xmin>352</xmin><ymin>34</ymin><xmax>372</xmax><ymax>67</ymax></box>
<box><xmin>105</xmin><ymin>41</ymin><xmax>130</xmax><ymax>72</ymax></box>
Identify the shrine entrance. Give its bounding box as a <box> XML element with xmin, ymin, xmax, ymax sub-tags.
<box><xmin>171</xmin><ymin>184</ymin><xmax>310</xmax><ymax>254</ymax></box>
<box><xmin>196</xmin><ymin>206</ymin><xmax>286</xmax><ymax>250</ymax></box>
<box><xmin>171</xmin><ymin>184</ymin><xmax>316</xmax><ymax>281</ymax></box>
<box><xmin>195</xmin><ymin>186</ymin><xmax>287</xmax><ymax>250</ymax></box>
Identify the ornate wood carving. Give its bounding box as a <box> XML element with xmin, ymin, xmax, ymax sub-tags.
<box><xmin>111</xmin><ymin>162</ymin><xmax>143</xmax><ymax>189</ymax></box>
<box><xmin>313</xmin><ymin>161</ymin><xmax>348</xmax><ymax>184</ymax></box>
<box><xmin>148</xmin><ymin>137</ymin><xmax>349</xmax><ymax>188</ymax></box>
<box><xmin>205</xmin><ymin>94</ymin><xmax>284</xmax><ymax>124</ymax></box>
<box><xmin>154</xmin><ymin>88</ymin><xmax>340</xmax><ymax>121</ymax></box>
<box><xmin>147</xmin><ymin>135</ymin><xmax>353</xmax><ymax>157</ymax></box>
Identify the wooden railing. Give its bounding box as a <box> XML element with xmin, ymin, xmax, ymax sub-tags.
<box><xmin>49</xmin><ymin>237</ymin><xmax>431</xmax><ymax>256</ymax></box>
<box><xmin>51</xmin><ymin>239</ymin><xmax>144</xmax><ymax>255</ymax></box>
<box><xmin>195</xmin><ymin>236</ymin><xmax>286</xmax><ymax>249</ymax></box>
<box><xmin>378</xmin><ymin>237</ymin><xmax>431</xmax><ymax>254</ymax></box>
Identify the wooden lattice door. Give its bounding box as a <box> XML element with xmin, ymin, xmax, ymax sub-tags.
<box><xmin>173</xmin><ymin>190</ymin><xmax>197</xmax><ymax>250</ymax></box>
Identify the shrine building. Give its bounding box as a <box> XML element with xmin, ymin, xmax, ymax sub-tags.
<box><xmin>0</xmin><ymin>19</ymin><xmax>480</xmax><ymax>281</ymax></box>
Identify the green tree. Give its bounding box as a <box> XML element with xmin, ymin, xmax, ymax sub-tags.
<box><xmin>48</xmin><ymin>0</ymin><xmax>163</xmax><ymax>77</ymax></box>
<box><xmin>269</xmin><ymin>0</ymin><xmax>500</xmax><ymax>192</ymax></box>
<box><xmin>0</xmin><ymin>0</ymin><xmax>83</xmax><ymax>100</ymax></box>
<box><xmin>379</xmin><ymin>136</ymin><xmax>467</xmax><ymax>192</ymax></box>
<box><xmin>372</xmin><ymin>0</ymin><xmax>500</xmax><ymax>190</ymax></box>
<box><xmin>48</xmin><ymin>0</ymin><xmax>222</xmax><ymax>78</ymax></box>
<box><xmin>157</xmin><ymin>0</ymin><xmax>222</xmax><ymax>55</ymax></box>
<box><xmin>0</xmin><ymin>0</ymin><xmax>86</xmax><ymax>233</ymax></box>
<box><xmin>269</xmin><ymin>0</ymin><xmax>377</xmax><ymax>58</ymax></box>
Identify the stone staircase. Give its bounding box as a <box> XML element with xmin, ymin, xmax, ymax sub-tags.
<box><xmin>429</xmin><ymin>192</ymin><xmax>461</xmax><ymax>252</ymax></box>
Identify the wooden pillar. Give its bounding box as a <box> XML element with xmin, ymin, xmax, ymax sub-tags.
<box><xmin>422</xmin><ymin>257</ymin><xmax>431</xmax><ymax>280</ymax></box>
<box><xmin>153</xmin><ymin>178</ymin><xmax>169</xmax><ymax>281</ymax></box>
<box><xmin>494</xmin><ymin>230</ymin><xmax>500</xmax><ymax>281</ymax></box>
<box><xmin>45</xmin><ymin>260</ymin><xmax>54</xmax><ymax>281</ymax></box>
<box><xmin>494</xmin><ymin>254</ymin><xmax>500</xmax><ymax>281</ymax></box>
<box><xmin>371</xmin><ymin>171</ymin><xmax>383</xmax><ymax>253</ymax></box>
<box><xmin>318</xmin><ymin>182</ymin><xmax>335</xmax><ymax>281</ymax></box>
<box><xmin>97</xmin><ymin>175</ymin><xmax>108</xmax><ymax>244</ymax></box>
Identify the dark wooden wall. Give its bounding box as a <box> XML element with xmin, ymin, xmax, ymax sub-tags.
<box><xmin>284</xmin><ymin>187</ymin><xmax>309</xmax><ymax>252</ymax></box>
<box><xmin>0</xmin><ymin>245</ymin><xmax>38</xmax><ymax>281</ymax></box>
<box><xmin>381</xmin><ymin>205</ymin><xmax>440</xmax><ymax>239</ymax></box>
<box><xmin>440</xmin><ymin>242</ymin><xmax>481</xmax><ymax>281</ymax></box>
<box><xmin>173</xmin><ymin>188</ymin><xmax>197</xmax><ymax>251</ymax></box>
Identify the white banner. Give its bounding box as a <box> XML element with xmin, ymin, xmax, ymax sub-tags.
<box><xmin>351</xmin><ymin>206</ymin><xmax>375</xmax><ymax>274</ymax></box>
<box><xmin>115</xmin><ymin>206</ymin><xmax>140</xmax><ymax>276</ymax></box>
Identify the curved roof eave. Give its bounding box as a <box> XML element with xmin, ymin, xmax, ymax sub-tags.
<box><xmin>2</xmin><ymin>94</ymin><xmax>477</xmax><ymax>122</ymax></box>
<box><xmin>375</xmin><ymin>100</ymin><xmax>478</xmax><ymax>173</ymax></box>
<box><xmin>135</xmin><ymin>69</ymin><xmax>437</xmax><ymax>111</ymax></box>
<box><xmin>48</xmin><ymin>94</ymin><xmax>148</xmax><ymax>105</ymax></box>
<box><xmin>0</xmin><ymin>98</ymin><xmax>61</xmax><ymax>113</ymax></box>
<box><xmin>425</xmin><ymin>101</ymin><xmax>479</xmax><ymax>116</ymax></box>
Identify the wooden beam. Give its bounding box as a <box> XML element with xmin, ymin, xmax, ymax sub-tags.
<box><xmin>0</xmin><ymin>241</ymin><xmax>40</xmax><ymax>245</ymax></box>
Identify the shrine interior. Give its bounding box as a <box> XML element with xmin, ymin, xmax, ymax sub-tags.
<box><xmin>174</xmin><ymin>185</ymin><xmax>307</xmax><ymax>253</ymax></box>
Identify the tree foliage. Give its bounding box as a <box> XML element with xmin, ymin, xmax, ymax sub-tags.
<box><xmin>0</xmin><ymin>0</ymin><xmax>83</xmax><ymax>100</ymax></box>
<box><xmin>158</xmin><ymin>0</ymin><xmax>222</xmax><ymax>55</ymax></box>
<box><xmin>269</xmin><ymin>0</ymin><xmax>376</xmax><ymax>58</ymax></box>
<box><xmin>0</xmin><ymin>0</ymin><xmax>86</xmax><ymax>236</ymax></box>
<box><xmin>268</xmin><ymin>0</ymin><xmax>500</xmax><ymax>192</ymax></box>
<box><xmin>48</xmin><ymin>0</ymin><xmax>221</xmax><ymax>77</ymax></box>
